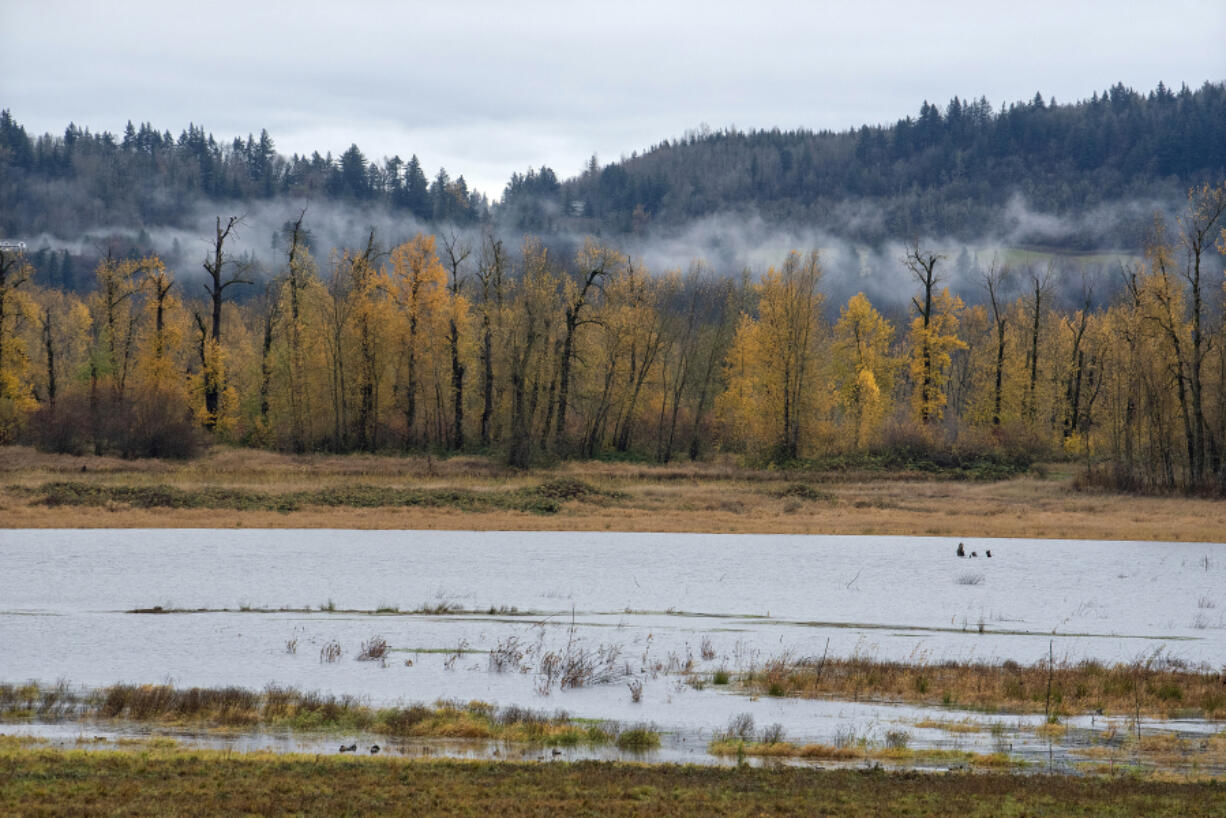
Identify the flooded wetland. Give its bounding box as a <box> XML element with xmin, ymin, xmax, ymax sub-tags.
<box><xmin>2</xmin><ymin>528</ymin><xmax>1223</xmax><ymax>777</ymax></box>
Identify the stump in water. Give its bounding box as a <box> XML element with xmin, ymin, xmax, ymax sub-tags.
<box><xmin>956</xmin><ymin>543</ymin><xmax>966</xmax><ymax>557</ymax></box>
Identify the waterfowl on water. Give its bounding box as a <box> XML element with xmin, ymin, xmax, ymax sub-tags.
<box><xmin>370</xmin><ymin>745</ymin><xmax>380</xmax><ymax>754</ymax></box>
<box><xmin>956</xmin><ymin>543</ymin><xmax>966</xmax><ymax>557</ymax></box>
<box><xmin>339</xmin><ymin>743</ymin><xmax>357</xmax><ymax>753</ymax></box>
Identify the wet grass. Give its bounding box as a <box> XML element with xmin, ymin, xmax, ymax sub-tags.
<box><xmin>707</xmin><ymin>738</ymin><xmax>1016</xmax><ymax>768</ymax></box>
<box><xmin>740</xmin><ymin>655</ymin><xmax>1226</xmax><ymax>719</ymax></box>
<box><xmin>0</xmin><ymin>683</ymin><xmax>655</xmax><ymax>749</ymax></box>
<box><xmin>1069</xmin><ymin>729</ymin><xmax>1226</xmax><ymax>774</ymax></box>
<box><xmin>2</xmin><ymin>747</ymin><xmax>1221</xmax><ymax>816</ymax></box>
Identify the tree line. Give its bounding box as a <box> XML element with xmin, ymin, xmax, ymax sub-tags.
<box><xmin>0</xmin><ymin>114</ymin><xmax>487</xmax><ymax>243</ymax></box>
<box><xmin>1</xmin><ymin>184</ymin><xmax>1224</xmax><ymax>493</ymax></box>
<box><xmin>2</xmin><ymin>82</ymin><xmax>1223</xmax><ymax>254</ymax></box>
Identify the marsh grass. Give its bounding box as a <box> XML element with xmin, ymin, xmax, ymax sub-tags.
<box><xmin>627</xmin><ymin>679</ymin><xmax>643</xmax><ymax>703</ymax></box>
<box><xmin>319</xmin><ymin>640</ymin><xmax>342</xmax><ymax>663</ymax></box>
<box><xmin>708</xmin><ymin>736</ymin><xmax>1014</xmax><ymax>768</ymax></box>
<box><xmin>356</xmin><ymin>637</ymin><xmax>389</xmax><ymax>662</ymax></box>
<box><xmin>125</xmin><ymin>601</ymin><xmax>531</xmax><ymax>617</ymax></box>
<box><xmin>615</xmin><ymin>724</ymin><xmax>660</xmax><ymax>751</ymax></box>
<box><xmin>1070</xmin><ymin>729</ymin><xmax>1226</xmax><ymax>772</ymax></box>
<box><xmin>0</xmin><ymin>682</ymin><xmax>656</xmax><ymax>748</ymax></box>
<box><xmin>23</xmin><ymin>480</ymin><xmax>575</xmax><ymax>515</ymax></box>
<box><xmin>740</xmin><ymin>654</ymin><xmax>1226</xmax><ymax>719</ymax></box>
<box><xmin>0</xmin><ymin>682</ymin><xmax>77</xmax><ymax>721</ymax></box>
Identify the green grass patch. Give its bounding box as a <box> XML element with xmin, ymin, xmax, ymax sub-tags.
<box><xmin>3</xmin><ymin>749</ymin><xmax>1219</xmax><ymax>816</ymax></box>
<box><xmin>17</xmin><ymin>480</ymin><xmax>609</xmax><ymax>515</ymax></box>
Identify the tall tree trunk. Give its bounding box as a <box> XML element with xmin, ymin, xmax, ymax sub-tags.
<box><xmin>450</xmin><ymin>316</ymin><xmax>464</xmax><ymax>449</ymax></box>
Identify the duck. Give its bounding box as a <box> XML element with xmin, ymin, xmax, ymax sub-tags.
<box><xmin>339</xmin><ymin>743</ymin><xmax>357</xmax><ymax>753</ymax></box>
<box><xmin>370</xmin><ymin>744</ymin><xmax>380</xmax><ymax>754</ymax></box>
<box><xmin>956</xmin><ymin>543</ymin><xmax>966</xmax><ymax>557</ymax></box>
<box><xmin>986</xmin><ymin>549</ymin><xmax>992</xmax><ymax>558</ymax></box>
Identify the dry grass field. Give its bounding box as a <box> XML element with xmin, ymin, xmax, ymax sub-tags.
<box><xmin>1</xmin><ymin>446</ymin><xmax>1223</xmax><ymax>541</ymax></box>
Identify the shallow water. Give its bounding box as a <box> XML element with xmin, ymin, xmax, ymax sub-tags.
<box><xmin>1</xmin><ymin>528</ymin><xmax>1222</xmax><ymax>769</ymax></box>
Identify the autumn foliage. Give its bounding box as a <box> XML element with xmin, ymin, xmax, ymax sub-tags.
<box><xmin>2</xmin><ymin>184</ymin><xmax>1225</xmax><ymax>493</ymax></box>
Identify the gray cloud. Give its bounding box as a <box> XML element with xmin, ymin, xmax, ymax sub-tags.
<box><xmin>3</xmin><ymin>0</ymin><xmax>1223</xmax><ymax>197</ymax></box>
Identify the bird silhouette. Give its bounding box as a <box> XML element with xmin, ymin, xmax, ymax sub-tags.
<box><xmin>370</xmin><ymin>745</ymin><xmax>380</xmax><ymax>754</ymax></box>
<box><xmin>956</xmin><ymin>543</ymin><xmax>966</xmax><ymax>557</ymax></box>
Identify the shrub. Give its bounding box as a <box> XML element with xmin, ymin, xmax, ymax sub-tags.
<box><xmin>760</xmin><ymin>723</ymin><xmax>786</xmax><ymax>744</ymax></box>
<box><xmin>884</xmin><ymin>729</ymin><xmax>910</xmax><ymax>750</ymax></box>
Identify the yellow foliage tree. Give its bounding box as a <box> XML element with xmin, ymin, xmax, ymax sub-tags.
<box><xmin>908</xmin><ymin>288</ymin><xmax>966</xmax><ymax>423</ymax></box>
<box><xmin>389</xmin><ymin>235</ymin><xmax>449</xmax><ymax>446</ymax></box>
<box><xmin>718</xmin><ymin>251</ymin><xmax>825</xmax><ymax>461</ymax></box>
<box><xmin>831</xmin><ymin>292</ymin><xmax>896</xmax><ymax>449</ymax></box>
<box><xmin>0</xmin><ymin>247</ymin><xmax>36</xmax><ymax>440</ymax></box>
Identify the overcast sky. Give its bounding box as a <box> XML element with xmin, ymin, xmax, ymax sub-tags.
<box><xmin>3</xmin><ymin>0</ymin><xmax>1223</xmax><ymax>198</ymax></box>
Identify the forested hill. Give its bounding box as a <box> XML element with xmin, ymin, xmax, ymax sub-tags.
<box><xmin>0</xmin><ymin>115</ymin><xmax>491</xmax><ymax>240</ymax></box>
<box><xmin>505</xmin><ymin>82</ymin><xmax>1226</xmax><ymax>245</ymax></box>
<box><xmin>1</xmin><ymin>81</ymin><xmax>1223</xmax><ymax>260</ymax></box>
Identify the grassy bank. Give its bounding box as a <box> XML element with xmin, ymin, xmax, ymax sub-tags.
<box><xmin>3</xmin><ymin>446</ymin><xmax>1226</xmax><ymax>540</ymax></box>
<box><xmin>1</xmin><ymin>743</ymin><xmax>1221</xmax><ymax>816</ymax></box>
<box><xmin>0</xmin><ymin>683</ymin><xmax>657</xmax><ymax>750</ymax></box>
<box><xmin>707</xmin><ymin>738</ymin><xmax>1014</xmax><ymax>768</ymax></box>
<box><xmin>10</xmin><ymin>477</ymin><xmax>621</xmax><ymax>516</ymax></box>
<box><xmin>738</xmin><ymin>656</ymin><xmax>1226</xmax><ymax>720</ymax></box>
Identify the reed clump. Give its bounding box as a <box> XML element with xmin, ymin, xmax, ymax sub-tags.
<box><xmin>740</xmin><ymin>654</ymin><xmax>1226</xmax><ymax>719</ymax></box>
<box><xmin>356</xmin><ymin>637</ymin><xmax>389</xmax><ymax>662</ymax></box>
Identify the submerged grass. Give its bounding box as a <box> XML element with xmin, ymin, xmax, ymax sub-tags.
<box><xmin>707</xmin><ymin>739</ymin><xmax>1015</xmax><ymax>768</ymax></box>
<box><xmin>3</xmin><ymin>748</ymin><xmax>1220</xmax><ymax>817</ymax></box>
<box><xmin>1069</xmin><ymin>729</ymin><xmax>1226</xmax><ymax>772</ymax></box>
<box><xmin>740</xmin><ymin>655</ymin><xmax>1226</xmax><ymax>719</ymax></box>
<box><xmin>0</xmin><ymin>682</ymin><xmax>654</xmax><ymax>749</ymax></box>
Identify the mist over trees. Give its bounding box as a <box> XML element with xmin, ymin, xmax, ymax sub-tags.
<box><xmin>550</xmin><ymin>82</ymin><xmax>1226</xmax><ymax>245</ymax></box>
<box><xmin>2</xmin><ymin>81</ymin><xmax>1223</xmax><ymax>280</ymax></box>
<box><xmin>1</xmin><ymin>181</ymin><xmax>1225</xmax><ymax>495</ymax></box>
